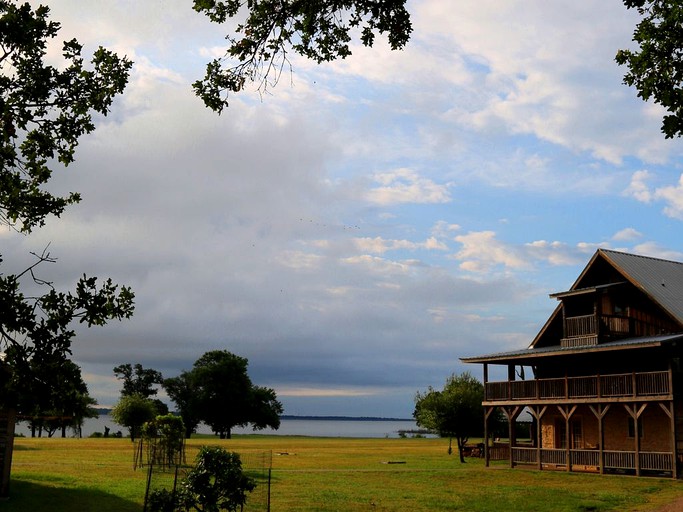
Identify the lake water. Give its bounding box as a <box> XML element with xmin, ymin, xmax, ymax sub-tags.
<box><xmin>14</xmin><ymin>415</ymin><xmax>426</xmax><ymax>439</ymax></box>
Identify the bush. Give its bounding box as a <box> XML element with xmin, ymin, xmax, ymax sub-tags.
<box><xmin>145</xmin><ymin>446</ymin><xmax>255</xmax><ymax>512</ymax></box>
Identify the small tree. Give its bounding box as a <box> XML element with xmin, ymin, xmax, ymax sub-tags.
<box><xmin>139</xmin><ymin>415</ymin><xmax>185</xmax><ymax>470</ymax></box>
<box><xmin>414</xmin><ymin>372</ymin><xmax>485</xmax><ymax>463</ymax></box>
<box><xmin>177</xmin><ymin>446</ymin><xmax>255</xmax><ymax>512</ymax></box>
<box><xmin>111</xmin><ymin>393</ymin><xmax>158</xmax><ymax>442</ymax></box>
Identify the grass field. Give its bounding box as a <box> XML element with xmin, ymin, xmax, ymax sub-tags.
<box><xmin>5</xmin><ymin>435</ymin><xmax>683</xmax><ymax>511</ymax></box>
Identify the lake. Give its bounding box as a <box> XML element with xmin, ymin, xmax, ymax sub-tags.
<box><xmin>14</xmin><ymin>415</ymin><xmax>427</xmax><ymax>439</ymax></box>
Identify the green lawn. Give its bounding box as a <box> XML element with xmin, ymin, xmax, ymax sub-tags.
<box><xmin>5</xmin><ymin>436</ymin><xmax>683</xmax><ymax>511</ymax></box>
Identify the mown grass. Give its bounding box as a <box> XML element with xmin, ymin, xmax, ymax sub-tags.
<box><xmin>5</xmin><ymin>435</ymin><xmax>683</xmax><ymax>511</ymax></box>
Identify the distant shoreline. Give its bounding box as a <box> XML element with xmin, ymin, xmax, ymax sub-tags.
<box><xmin>93</xmin><ymin>409</ymin><xmax>412</xmax><ymax>422</ymax></box>
<box><xmin>279</xmin><ymin>415</ymin><xmax>414</xmax><ymax>422</ymax></box>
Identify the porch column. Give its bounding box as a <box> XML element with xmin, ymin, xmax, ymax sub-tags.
<box><xmin>589</xmin><ymin>404</ymin><xmax>610</xmax><ymax>475</ymax></box>
<box><xmin>484</xmin><ymin>406</ymin><xmax>491</xmax><ymax>468</ymax></box>
<box><xmin>624</xmin><ymin>403</ymin><xmax>647</xmax><ymax>477</ymax></box>
<box><xmin>558</xmin><ymin>405</ymin><xmax>577</xmax><ymax>472</ymax></box>
<box><xmin>530</xmin><ymin>406</ymin><xmax>547</xmax><ymax>471</ymax></box>
<box><xmin>659</xmin><ymin>401</ymin><xmax>677</xmax><ymax>479</ymax></box>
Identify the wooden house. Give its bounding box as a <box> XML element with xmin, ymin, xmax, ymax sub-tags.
<box><xmin>462</xmin><ymin>249</ymin><xmax>683</xmax><ymax>478</ymax></box>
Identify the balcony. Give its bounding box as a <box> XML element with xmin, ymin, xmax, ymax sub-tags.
<box><xmin>485</xmin><ymin>371</ymin><xmax>671</xmax><ymax>404</ymax></box>
<box><xmin>562</xmin><ymin>314</ymin><xmax>634</xmax><ymax>347</ymax></box>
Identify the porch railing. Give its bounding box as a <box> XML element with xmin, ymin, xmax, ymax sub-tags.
<box><xmin>486</xmin><ymin>371</ymin><xmax>670</xmax><ymax>402</ymax></box>
<box><xmin>508</xmin><ymin>448</ymin><xmax>673</xmax><ymax>472</ymax></box>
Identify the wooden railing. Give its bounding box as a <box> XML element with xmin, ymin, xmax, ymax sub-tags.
<box><xmin>562</xmin><ymin>314</ymin><xmax>671</xmax><ymax>347</ymax></box>
<box><xmin>508</xmin><ymin>448</ymin><xmax>673</xmax><ymax>472</ymax></box>
<box><xmin>486</xmin><ymin>371</ymin><xmax>670</xmax><ymax>402</ymax></box>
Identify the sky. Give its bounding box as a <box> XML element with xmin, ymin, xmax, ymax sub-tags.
<box><xmin>6</xmin><ymin>0</ymin><xmax>683</xmax><ymax>419</ymax></box>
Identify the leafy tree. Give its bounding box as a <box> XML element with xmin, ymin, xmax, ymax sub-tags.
<box><xmin>177</xmin><ymin>446</ymin><xmax>255</xmax><ymax>512</ymax></box>
<box><xmin>20</xmin><ymin>358</ymin><xmax>98</xmax><ymax>438</ymax></box>
<box><xmin>616</xmin><ymin>1</ymin><xmax>683</xmax><ymax>138</ymax></box>
<box><xmin>414</xmin><ymin>372</ymin><xmax>486</xmax><ymax>463</ymax></box>
<box><xmin>192</xmin><ymin>0</ymin><xmax>412</xmax><ymax>112</ymax></box>
<box><xmin>114</xmin><ymin>363</ymin><xmax>164</xmax><ymax>398</ymax></box>
<box><xmin>170</xmin><ymin>350</ymin><xmax>283</xmax><ymax>439</ymax></box>
<box><xmin>111</xmin><ymin>393</ymin><xmax>159</xmax><ymax>442</ymax></box>
<box><xmin>163</xmin><ymin>371</ymin><xmax>202</xmax><ymax>439</ymax></box>
<box><xmin>114</xmin><ymin>363</ymin><xmax>168</xmax><ymax>416</ymax></box>
<box><xmin>0</xmin><ymin>0</ymin><xmax>134</xmax><ymax>417</ymax></box>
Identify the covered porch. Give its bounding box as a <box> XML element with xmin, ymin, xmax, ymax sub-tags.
<box><xmin>462</xmin><ymin>335</ymin><xmax>683</xmax><ymax>479</ymax></box>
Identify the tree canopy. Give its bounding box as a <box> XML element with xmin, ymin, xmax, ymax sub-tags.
<box><xmin>192</xmin><ymin>0</ymin><xmax>412</xmax><ymax>112</ymax></box>
<box><xmin>0</xmin><ymin>1</ymin><xmax>134</xmax><ymax>415</ymax></box>
<box><xmin>414</xmin><ymin>372</ymin><xmax>486</xmax><ymax>463</ymax></box>
<box><xmin>163</xmin><ymin>370</ymin><xmax>202</xmax><ymax>439</ymax></box>
<box><xmin>617</xmin><ymin>0</ymin><xmax>683</xmax><ymax>138</ymax></box>
<box><xmin>164</xmin><ymin>350</ymin><xmax>283</xmax><ymax>439</ymax></box>
<box><xmin>114</xmin><ymin>363</ymin><xmax>164</xmax><ymax>399</ymax></box>
<box><xmin>111</xmin><ymin>393</ymin><xmax>159</xmax><ymax>442</ymax></box>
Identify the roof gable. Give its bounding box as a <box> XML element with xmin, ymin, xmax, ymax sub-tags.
<box><xmin>530</xmin><ymin>249</ymin><xmax>683</xmax><ymax>348</ymax></box>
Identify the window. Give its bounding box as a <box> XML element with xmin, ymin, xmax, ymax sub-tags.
<box><xmin>628</xmin><ymin>417</ymin><xmax>644</xmax><ymax>438</ymax></box>
<box><xmin>555</xmin><ymin>418</ymin><xmax>583</xmax><ymax>449</ymax></box>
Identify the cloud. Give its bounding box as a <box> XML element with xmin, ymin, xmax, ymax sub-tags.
<box><xmin>353</xmin><ymin>236</ymin><xmax>448</xmax><ymax>254</ymax></box>
<box><xmin>454</xmin><ymin>233</ymin><xmax>600</xmax><ymax>273</ymax></box>
<box><xmin>454</xmin><ymin>231</ymin><xmax>531</xmax><ymax>272</ymax></box>
<box><xmin>365</xmin><ymin>169</ymin><xmax>452</xmax><ymax>205</ymax></box>
<box><xmin>612</xmin><ymin>228</ymin><xmax>643</xmax><ymax>242</ymax></box>
<box><xmin>276</xmin><ymin>387</ymin><xmax>377</xmax><ymax>398</ymax></box>
<box><xmin>625</xmin><ymin>170</ymin><xmax>654</xmax><ymax>203</ymax></box>
<box><xmin>627</xmin><ymin>171</ymin><xmax>683</xmax><ymax>220</ymax></box>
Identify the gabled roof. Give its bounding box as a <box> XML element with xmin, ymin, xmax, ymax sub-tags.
<box><xmin>529</xmin><ymin>249</ymin><xmax>683</xmax><ymax>349</ymax></box>
<box><xmin>597</xmin><ymin>249</ymin><xmax>683</xmax><ymax>324</ymax></box>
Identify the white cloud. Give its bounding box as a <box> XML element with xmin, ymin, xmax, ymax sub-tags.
<box><xmin>625</xmin><ymin>170</ymin><xmax>654</xmax><ymax>203</ymax></box>
<box><xmin>353</xmin><ymin>236</ymin><xmax>448</xmax><ymax>254</ymax></box>
<box><xmin>365</xmin><ymin>168</ymin><xmax>452</xmax><ymax>205</ymax></box>
<box><xmin>627</xmin><ymin>171</ymin><xmax>683</xmax><ymax>220</ymax></box>
<box><xmin>612</xmin><ymin>228</ymin><xmax>643</xmax><ymax>242</ymax></box>
<box><xmin>454</xmin><ymin>231</ymin><xmax>530</xmax><ymax>272</ymax></box>
<box><xmin>655</xmin><ymin>175</ymin><xmax>683</xmax><ymax>220</ymax></box>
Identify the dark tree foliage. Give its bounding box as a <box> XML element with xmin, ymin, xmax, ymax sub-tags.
<box><xmin>0</xmin><ymin>0</ymin><xmax>131</xmax><ymax>232</ymax></box>
<box><xmin>192</xmin><ymin>0</ymin><xmax>412</xmax><ymax>112</ymax></box>
<box><xmin>0</xmin><ymin>2</ymin><xmax>134</xmax><ymax>418</ymax></box>
<box><xmin>414</xmin><ymin>372</ymin><xmax>487</xmax><ymax>463</ymax></box>
<box><xmin>616</xmin><ymin>0</ymin><xmax>683</xmax><ymax>138</ymax></box>
<box><xmin>114</xmin><ymin>363</ymin><xmax>164</xmax><ymax>399</ymax></box>
<box><xmin>163</xmin><ymin>371</ymin><xmax>202</xmax><ymax>439</ymax></box>
<box><xmin>166</xmin><ymin>350</ymin><xmax>283</xmax><ymax>439</ymax></box>
<box><xmin>21</xmin><ymin>357</ymin><xmax>97</xmax><ymax>438</ymax></box>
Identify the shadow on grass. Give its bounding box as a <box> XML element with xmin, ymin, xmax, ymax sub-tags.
<box><xmin>4</xmin><ymin>480</ymin><xmax>140</xmax><ymax>512</ymax></box>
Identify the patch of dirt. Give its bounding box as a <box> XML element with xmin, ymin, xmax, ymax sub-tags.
<box><xmin>652</xmin><ymin>496</ymin><xmax>683</xmax><ymax>512</ymax></box>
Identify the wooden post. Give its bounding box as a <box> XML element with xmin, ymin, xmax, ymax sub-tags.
<box><xmin>530</xmin><ymin>406</ymin><xmax>547</xmax><ymax>471</ymax></box>
<box><xmin>484</xmin><ymin>407</ymin><xmax>494</xmax><ymax>468</ymax></box>
<box><xmin>558</xmin><ymin>405</ymin><xmax>577</xmax><ymax>472</ymax></box>
<box><xmin>659</xmin><ymin>402</ymin><xmax>677</xmax><ymax>479</ymax></box>
<box><xmin>589</xmin><ymin>404</ymin><xmax>609</xmax><ymax>475</ymax></box>
<box><xmin>625</xmin><ymin>403</ymin><xmax>647</xmax><ymax>477</ymax></box>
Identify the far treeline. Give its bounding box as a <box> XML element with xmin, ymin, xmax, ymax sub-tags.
<box><xmin>111</xmin><ymin>350</ymin><xmax>283</xmax><ymax>440</ymax></box>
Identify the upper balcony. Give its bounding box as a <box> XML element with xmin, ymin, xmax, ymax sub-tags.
<box><xmin>485</xmin><ymin>370</ymin><xmax>671</xmax><ymax>405</ymax></box>
<box><xmin>562</xmin><ymin>314</ymin><xmax>657</xmax><ymax>348</ymax></box>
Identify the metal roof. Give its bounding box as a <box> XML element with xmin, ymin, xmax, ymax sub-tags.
<box><xmin>461</xmin><ymin>333</ymin><xmax>683</xmax><ymax>365</ymax></box>
<box><xmin>599</xmin><ymin>249</ymin><xmax>683</xmax><ymax>325</ymax></box>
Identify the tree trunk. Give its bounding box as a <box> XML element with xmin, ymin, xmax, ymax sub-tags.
<box><xmin>457</xmin><ymin>437</ymin><xmax>466</xmax><ymax>463</ymax></box>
